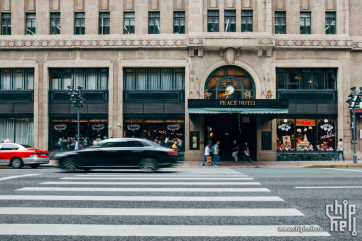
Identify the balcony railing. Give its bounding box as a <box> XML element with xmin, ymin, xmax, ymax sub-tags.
<box><xmin>0</xmin><ymin>90</ymin><xmax>34</xmax><ymax>102</ymax></box>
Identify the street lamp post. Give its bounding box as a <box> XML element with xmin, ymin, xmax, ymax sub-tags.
<box><xmin>67</xmin><ymin>85</ymin><xmax>86</xmax><ymax>144</ymax></box>
<box><xmin>346</xmin><ymin>87</ymin><xmax>362</xmax><ymax>164</ymax></box>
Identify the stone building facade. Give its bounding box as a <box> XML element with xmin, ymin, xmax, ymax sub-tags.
<box><xmin>0</xmin><ymin>0</ymin><xmax>361</xmax><ymax>161</ymax></box>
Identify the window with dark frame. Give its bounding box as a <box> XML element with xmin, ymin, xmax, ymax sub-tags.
<box><xmin>207</xmin><ymin>10</ymin><xmax>219</xmax><ymax>32</ymax></box>
<box><xmin>99</xmin><ymin>12</ymin><xmax>110</xmax><ymax>35</ymax></box>
<box><xmin>224</xmin><ymin>10</ymin><xmax>236</xmax><ymax>32</ymax></box>
<box><xmin>0</xmin><ymin>69</ymin><xmax>34</xmax><ymax>90</ymax></box>
<box><xmin>300</xmin><ymin>12</ymin><xmax>311</xmax><ymax>34</ymax></box>
<box><xmin>325</xmin><ymin>12</ymin><xmax>336</xmax><ymax>34</ymax></box>
<box><xmin>50</xmin><ymin>13</ymin><xmax>60</xmax><ymax>35</ymax></box>
<box><xmin>74</xmin><ymin>12</ymin><xmax>85</xmax><ymax>35</ymax></box>
<box><xmin>148</xmin><ymin>12</ymin><xmax>160</xmax><ymax>34</ymax></box>
<box><xmin>49</xmin><ymin>68</ymin><xmax>108</xmax><ymax>90</ymax></box>
<box><xmin>124</xmin><ymin>12</ymin><xmax>135</xmax><ymax>34</ymax></box>
<box><xmin>173</xmin><ymin>11</ymin><xmax>185</xmax><ymax>34</ymax></box>
<box><xmin>276</xmin><ymin>68</ymin><xmax>337</xmax><ymax>90</ymax></box>
<box><xmin>26</xmin><ymin>13</ymin><xmax>36</xmax><ymax>35</ymax></box>
<box><xmin>241</xmin><ymin>10</ymin><xmax>253</xmax><ymax>32</ymax></box>
<box><xmin>124</xmin><ymin>68</ymin><xmax>185</xmax><ymax>90</ymax></box>
<box><xmin>1</xmin><ymin>13</ymin><xmax>11</xmax><ymax>35</ymax></box>
<box><xmin>275</xmin><ymin>11</ymin><xmax>286</xmax><ymax>34</ymax></box>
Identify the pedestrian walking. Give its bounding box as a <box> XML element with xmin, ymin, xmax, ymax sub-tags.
<box><xmin>232</xmin><ymin>140</ymin><xmax>239</xmax><ymax>162</ymax></box>
<box><xmin>333</xmin><ymin>138</ymin><xmax>345</xmax><ymax>162</ymax></box>
<box><xmin>165</xmin><ymin>136</ymin><xmax>170</xmax><ymax>147</ymax></box>
<box><xmin>201</xmin><ymin>143</ymin><xmax>211</xmax><ymax>166</ymax></box>
<box><xmin>57</xmin><ymin>138</ymin><xmax>62</xmax><ymax>150</ymax></box>
<box><xmin>242</xmin><ymin>141</ymin><xmax>253</xmax><ymax>163</ymax></box>
<box><xmin>74</xmin><ymin>139</ymin><xmax>79</xmax><ymax>151</ymax></box>
<box><xmin>177</xmin><ymin>137</ymin><xmax>183</xmax><ymax>151</ymax></box>
<box><xmin>211</xmin><ymin>141</ymin><xmax>220</xmax><ymax>166</ymax></box>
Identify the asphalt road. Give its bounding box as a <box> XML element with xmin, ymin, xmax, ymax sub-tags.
<box><xmin>0</xmin><ymin>166</ymin><xmax>360</xmax><ymax>240</ymax></box>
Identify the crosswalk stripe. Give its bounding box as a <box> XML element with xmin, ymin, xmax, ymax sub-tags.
<box><xmin>0</xmin><ymin>174</ymin><xmax>39</xmax><ymax>182</ymax></box>
<box><xmin>78</xmin><ymin>174</ymin><xmax>248</xmax><ymax>177</ymax></box>
<box><xmin>0</xmin><ymin>207</ymin><xmax>303</xmax><ymax>216</ymax></box>
<box><xmin>40</xmin><ymin>181</ymin><xmax>261</xmax><ymax>185</ymax></box>
<box><xmin>0</xmin><ymin>224</ymin><xmax>330</xmax><ymax>237</ymax></box>
<box><xmin>0</xmin><ymin>195</ymin><xmax>284</xmax><ymax>201</ymax></box>
<box><xmin>16</xmin><ymin>187</ymin><xmax>270</xmax><ymax>192</ymax></box>
<box><xmin>61</xmin><ymin>177</ymin><xmax>254</xmax><ymax>180</ymax></box>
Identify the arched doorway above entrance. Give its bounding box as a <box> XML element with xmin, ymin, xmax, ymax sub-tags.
<box><xmin>204</xmin><ymin>66</ymin><xmax>256</xmax><ymax>100</ymax></box>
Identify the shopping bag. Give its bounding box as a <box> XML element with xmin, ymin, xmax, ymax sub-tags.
<box><xmin>206</xmin><ymin>156</ymin><xmax>212</xmax><ymax>163</ymax></box>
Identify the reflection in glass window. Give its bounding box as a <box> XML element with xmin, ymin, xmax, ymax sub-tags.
<box><xmin>148</xmin><ymin>12</ymin><xmax>160</xmax><ymax>34</ymax></box>
<box><xmin>99</xmin><ymin>12</ymin><xmax>110</xmax><ymax>35</ymax></box>
<box><xmin>207</xmin><ymin>10</ymin><xmax>219</xmax><ymax>32</ymax></box>
<box><xmin>124</xmin><ymin>12</ymin><xmax>135</xmax><ymax>34</ymax></box>
<box><xmin>75</xmin><ymin>12</ymin><xmax>85</xmax><ymax>35</ymax></box>
<box><xmin>300</xmin><ymin>12</ymin><xmax>311</xmax><ymax>34</ymax></box>
<box><xmin>275</xmin><ymin>12</ymin><xmax>286</xmax><ymax>34</ymax></box>
<box><xmin>325</xmin><ymin>12</ymin><xmax>336</xmax><ymax>34</ymax></box>
<box><xmin>0</xmin><ymin>69</ymin><xmax>34</xmax><ymax>90</ymax></box>
<box><xmin>50</xmin><ymin>13</ymin><xmax>60</xmax><ymax>35</ymax></box>
<box><xmin>26</xmin><ymin>13</ymin><xmax>36</xmax><ymax>35</ymax></box>
<box><xmin>49</xmin><ymin>68</ymin><xmax>108</xmax><ymax>90</ymax></box>
<box><xmin>224</xmin><ymin>10</ymin><xmax>236</xmax><ymax>32</ymax></box>
<box><xmin>241</xmin><ymin>10</ymin><xmax>253</xmax><ymax>32</ymax></box>
<box><xmin>317</xmin><ymin>119</ymin><xmax>336</xmax><ymax>151</ymax></box>
<box><xmin>174</xmin><ymin>12</ymin><xmax>185</xmax><ymax>34</ymax></box>
<box><xmin>1</xmin><ymin>13</ymin><xmax>11</xmax><ymax>35</ymax></box>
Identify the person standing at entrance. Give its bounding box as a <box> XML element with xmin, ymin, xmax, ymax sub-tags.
<box><xmin>202</xmin><ymin>144</ymin><xmax>211</xmax><ymax>166</ymax></box>
<box><xmin>232</xmin><ymin>140</ymin><xmax>239</xmax><ymax>162</ymax></box>
<box><xmin>333</xmin><ymin>138</ymin><xmax>345</xmax><ymax>162</ymax></box>
<box><xmin>212</xmin><ymin>141</ymin><xmax>220</xmax><ymax>166</ymax></box>
<box><xmin>243</xmin><ymin>141</ymin><xmax>252</xmax><ymax>163</ymax></box>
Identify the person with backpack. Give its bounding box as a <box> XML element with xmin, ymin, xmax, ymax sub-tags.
<box><xmin>232</xmin><ymin>140</ymin><xmax>239</xmax><ymax>162</ymax></box>
<box><xmin>211</xmin><ymin>141</ymin><xmax>220</xmax><ymax>166</ymax></box>
<box><xmin>243</xmin><ymin>141</ymin><xmax>253</xmax><ymax>163</ymax></box>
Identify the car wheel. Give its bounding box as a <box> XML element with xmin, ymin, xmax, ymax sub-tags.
<box><xmin>62</xmin><ymin>158</ymin><xmax>78</xmax><ymax>172</ymax></box>
<box><xmin>29</xmin><ymin>164</ymin><xmax>40</xmax><ymax>168</ymax></box>
<box><xmin>10</xmin><ymin>158</ymin><xmax>24</xmax><ymax>169</ymax></box>
<box><xmin>139</xmin><ymin>159</ymin><xmax>159</xmax><ymax>173</ymax></box>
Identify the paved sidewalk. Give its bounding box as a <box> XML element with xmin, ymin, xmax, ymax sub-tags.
<box><xmin>42</xmin><ymin>160</ymin><xmax>362</xmax><ymax>168</ymax></box>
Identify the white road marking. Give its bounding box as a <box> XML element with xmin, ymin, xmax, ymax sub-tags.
<box><xmin>61</xmin><ymin>177</ymin><xmax>254</xmax><ymax>180</ymax></box>
<box><xmin>0</xmin><ymin>195</ymin><xmax>283</xmax><ymax>201</ymax></box>
<box><xmin>0</xmin><ymin>207</ymin><xmax>303</xmax><ymax>216</ymax></box>
<box><xmin>296</xmin><ymin>186</ymin><xmax>362</xmax><ymax>189</ymax></box>
<box><xmin>16</xmin><ymin>187</ymin><xmax>270</xmax><ymax>192</ymax></box>
<box><xmin>322</xmin><ymin>168</ymin><xmax>362</xmax><ymax>173</ymax></box>
<box><xmin>79</xmin><ymin>174</ymin><xmax>247</xmax><ymax>177</ymax></box>
<box><xmin>41</xmin><ymin>181</ymin><xmax>261</xmax><ymax>185</ymax></box>
<box><xmin>0</xmin><ymin>224</ymin><xmax>330</xmax><ymax>237</ymax></box>
<box><xmin>0</xmin><ymin>174</ymin><xmax>39</xmax><ymax>182</ymax></box>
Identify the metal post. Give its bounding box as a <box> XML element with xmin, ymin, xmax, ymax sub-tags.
<box><xmin>77</xmin><ymin>105</ymin><xmax>80</xmax><ymax>143</ymax></box>
<box><xmin>352</xmin><ymin>108</ymin><xmax>357</xmax><ymax>164</ymax></box>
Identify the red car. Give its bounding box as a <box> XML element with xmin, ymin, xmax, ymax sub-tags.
<box><xmin>0</xmin><ymin>143</ymin><xmax>49</xmax><ymax>169</ymax></box>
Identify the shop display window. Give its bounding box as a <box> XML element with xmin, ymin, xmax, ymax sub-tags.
<box><xmin>50</xmin><ymin>118</ymin><xmax>108</xmax><ymax>150</ymax></box>
<box><xmin>0</xmin><ymin>118</ymin><xmax>34</xmax><ymax>145</ymax></box>
<box><xmin>277</xmin><ymin>118</ymin><xmax>336</xmax><ymax>152</ymax></box>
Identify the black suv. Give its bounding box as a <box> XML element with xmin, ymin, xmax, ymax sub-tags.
<box><xmin>54</xmin><ymin>138</ymin><xmax>180</xmax><ymax>172</ymax></box>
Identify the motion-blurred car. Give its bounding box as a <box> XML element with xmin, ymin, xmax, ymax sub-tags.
<box><xmin>54</xmin><ymin>138</ymin><xmax>180</xmax><ymax>172</ymax></box>
<box><xmin>0</xmin><ymin>143</ymin><xmax>49</xmax><ymax>168</ymax></box>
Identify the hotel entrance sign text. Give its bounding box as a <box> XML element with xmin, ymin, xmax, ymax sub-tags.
<box><xmin>219</xmin><ymin>100</ymin><xmax>256</xmax><ymax>106</ymax></box>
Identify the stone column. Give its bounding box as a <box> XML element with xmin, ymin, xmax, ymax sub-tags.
<box><xmin>219</xmin><ymin>0</ymin><xmax>225</xmax><ymax>32</ymax></box>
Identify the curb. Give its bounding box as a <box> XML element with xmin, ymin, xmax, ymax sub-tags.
<box><xmin>302</xmin><ymin>165</ymin><xmax>362</xmax><ymax>168</ymax></box>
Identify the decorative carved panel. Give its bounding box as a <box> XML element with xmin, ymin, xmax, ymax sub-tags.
<box><xmin>242</xmin><ymin>0</ymin><xmax>252</xmax><ymax>9</ymax></box>
<box><xmin>4</xmin><ymin>0</ymin><xmax>11</xmax><ymax>11</ymax></box>
<box><xmin>52</xmin><ymin>0</ymin><xmax>60</xmax><ymax>11</ymax></box>
<box><xmin>174</xmin><ymin>0</ymin><xmax>184</xmax><ymax>10</ymax></box>
<box><xmin>125</xmin><ymin>0</ymin><xmax>134</xmax><ymax>10</ymax></box>
<box><xmin>326</xmin><ymin>0</ymin><xmax>335</xmax><ymax>10</ymax></box>
<box><xmin>301</xmin><ymin>0</ymin><xmax>309</xmax><ymax>10</ymax></box>
<box><xmin>150</xmin><ymin>0</ymin><xmax>159</xmax><ymax>10</ymax></box>
<box><xmin>225</xmin><ymin>0</ymin><xmax>234</xmax><ymax>9</ymax></box>
<box><xmin>208</xmin><ymin>0</ymin><xmax>218</xmax><ymax>9</ymax></box>
<box><xmin>225</xmin><ymin>48</ymin><xmax>235</xmax><ymax>64</ymax></box>
<box><xmin>101</xmin><ymin>0</ymin><xmax>108</xmax><ymax>10</ymax></box>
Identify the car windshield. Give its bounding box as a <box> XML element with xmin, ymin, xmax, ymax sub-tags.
<box><xmin>142</xmin><ymin>140</ymin><xmax>160</xmax><ymax>148</ymax></box>
<box><xmin>20</xmin><ymin>144</ymin><xmax>39</xmax><ymax>150</ymax></box>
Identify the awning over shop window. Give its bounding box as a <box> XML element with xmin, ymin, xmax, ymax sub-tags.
<box><xmin>188</xmin><ymin>99</ymin><xmax>289</xmax><ymax>115</ymax></box>
<box><xmin>188</xmin><ymin>107</ymin><xmax>288</xmax><ymax>115</ymax></box>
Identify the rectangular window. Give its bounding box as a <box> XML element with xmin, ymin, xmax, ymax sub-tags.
<box><xmin>325</xmin><ymin>12</ymin><xmax>336</xmax><ymax>34</ymax></box>
<box><xmin>207</xmin><ymin>10</ymin><xmax>219</xmax><ymax>32</ymax></box>
<box><xmin>99</xmin><ymin>12</ymin><xmax>110</xmax><ymax>35</ymax></box>
<box><xmin>74</xmin><ymin>12</ymin><xmax>85</xmax><ymax>35</ymax></box>
<box><xmin>276</xmin><ymin>68</ymin><xmax>337</xmax><ymax>90</ymax></box>
<box><xmin>300</xmin><ymin>12</ymin><xmax>311</xmax><ymax>34</ymax></box>
<box><xmin>275</xmin><ymin>11</ymin><xmax>286</xmax><ymax>34</ymax></box>
<box><xmin>123</xmin><ymin>12</ymin><xmax>135</xmax><ymax>34</ymax></box>
<box><xmin>50</xmin><ymin>13</ymin><xmax>60</xmax><ymax>35</ymax></box>
<box><xmin>0</xmin><ymin>69</ymin><xmax>34</xmax><ymax>90</ymax></box>
<box><xmin>241</xmin><ymin>10</ymin><xmax>253</xmax><ymax>32</ymax></box>
<box><xmin>174</xmin><ymin>11</ymin><xmax>185</xmax><ymax>34</ymax></box>
<box><xmin>224</xmin><ymin>10</ymin><xmax>236</xmax><ymax>32</ymax></box>
<box><xmin>123</xmin><ymin>68</ymin><xmax>185</xmax><ymax>90</ymax></box>
<box><xmin>49</xmin><ymin>69</ymin><xmax>108</xmax><ymax>90</ymax></box>
<box><xmin>26</xmin><ymin>13</ymin><xmax>36</xmax><ymax>35</ymax></box>
<box><xmin>148</xmin><ymin>12</ymin><xmax>160</xmax><ymax>34</ymax></box>
<box><xmin>1</xmin><ymin>13</ymin><xmax>11</xmax><ymax>35</ymax></box>
<box><xmin>0</xmin><ymin>118</ymin><xmax>34</xmax><ymax>145</ymax></box>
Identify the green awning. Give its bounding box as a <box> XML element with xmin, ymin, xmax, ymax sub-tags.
<box><xmin>188</xmin><ymin>107</ymin><xmax>288</xmax><ymax>115</ymax></box>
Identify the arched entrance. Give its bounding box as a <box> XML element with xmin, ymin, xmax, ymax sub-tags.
<box><xmin>203</xmin><ymin>66</ymin><xmax>257</xmax><ymax>161</ymax></box>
